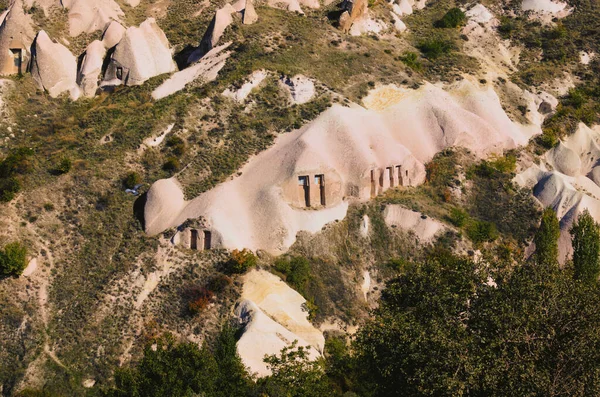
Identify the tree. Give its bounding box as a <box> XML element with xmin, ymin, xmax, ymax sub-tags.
<box><xmin>353</xmin><ymin>250</ymin><xmax>483</xmax><ymax>396</ymax></box>
<box><xmin>570</xmin><ymin>209</ymin><xmax>600</xmax><ymax>283</ymax></box>
<box><xmin>104</xmin><ymin>327</ymin><xmax>255</xmax><ymax>397</ymax></box>
<box><xmin>260</xmin><ymin>341</ymin><xmax>332</xmax><ymax>397</ymax></box>
<box><xmin>534</xmin><ymin>207</ymin><xmax>560</xmax><ymax>268</ymax></box>
<box><xmin>0</xmin><ymin>242</ymin><xmax>27</xmax><ymax>278</ymax></box>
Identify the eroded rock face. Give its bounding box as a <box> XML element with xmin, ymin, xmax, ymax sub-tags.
<box><xmin>62</xmin><ymin>0</ymin><xmax>125</xmax><ymax>37</ymax></box>
<box><xmin>102</xmin><ymin>20</ymin><xmax>126</xmax><ymax>49</ymax></box>
<box><xmin>77</xmin><ymin>40</ymin><xmax>106</xmax><ymax>97</ymax></box>
<box><xmin>515</xmin><ymin>123</ymin><xmax>600</xmax><ymax>262</ymax></box>
<box><xmin>30</xmin><ymin>30</ymin><xmax>80</xmax><ymax>99</ymax></box>
<box><xmin>0</xmin><ymin>0</ymin><xmax>36</xmax><ymax>76</ymax></box>
<box><xmin>144</xmin><ymin>79</ymin><xmax>534</xmax><ymax>254</ymax></box>
<box><xmin>103</xmin><ymin>18</ymin><xmax>176</xmax><ymax>86</ymax></box>
<box><xmin>235</xmin><ymin>270</ymin><xmax>324</xmax><ymax>377</ymax></box>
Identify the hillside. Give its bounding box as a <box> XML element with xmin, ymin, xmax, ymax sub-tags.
<box><xmin>1</xmin><ymin>0</ymin><xmax>600</xmax><ymax>395</ymax></box>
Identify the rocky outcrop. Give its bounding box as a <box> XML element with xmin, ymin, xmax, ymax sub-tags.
<box><xmin>62</xmin><ymin>0</ymin><xmax>124</xmax><ymax>37</ymax></box>
<box><xmin>188</xmin><ymin>1</ymin><xmax>257</xmax><ymax>65</ymax></box>
<box><xmin>102</xmin><ymin>20</ymin><xmax>126</xmax><ymax>49</ymax></box>
<box><xmin>235</xmin><ymin>270</ymin><xmax>324</xmax><ymax>377</ymax></box>
<box><xmin>152</xmin><ymin>42</ymin><xmax>231</xmax><ymax>100</ymax></box>
<box><xmin>188</xmin><ymin>4</ymin><xmax>236</xmax><ymax>65</ymax></box>
<box><xmin>0</xmin><ymin>0</ymin><xmax>36</xmax><ymax>76</ymax></box>
<box><xmin>103</xmin><ymin>18</ymin><xmax>176</xmax><ymax>86</ymax></box>
<box><xmin>30</xmin><ymin>30</ymin><xmax>80</xmax><ymax>99</ymax></box>
<box><xmin>279</xmin><ymin>75</ymin><xmax>315</xmax><ymax>105</ymax></box>
<box><xmin>232</xmin><ymin>0</ymin><xmax>258</xmax><ymax>24</ymax></box>
<box><xmin>144</xmin><ymin>79</ymin><xmax>539</xmax><ymax>253</ymax></box>
<box><xmin>339</xmin><ymin>0</ymin><xmax>368</xmax><ymax>33</ymax></box>
<box><xmin>77</xmin><ymin>40</ymin><xmax>106</xmax><ymax>97</ymax></box>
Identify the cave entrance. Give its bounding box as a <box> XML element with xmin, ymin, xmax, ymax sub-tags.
<box><xmin>203</xmin><ymin>230</ymin><xmax>212</xmax><ymax>250</ymax></box>
<box><xmin>190</xmin><ymin>229</ymin><xmax>198</xmax><ymax>250</ymax></box>
<box><xmin>299</xmin><ymin>175</ymin><xmax>310</xmax><ymax>207</ymax></box>
<box><xmin>315</xmin><ymin>174</ymin><xmax>325</xmax><ymax>206</ymax></box>
<box><xmin>10</xmin><ymin>49</ymin><xmax>22</xmax><ymax>74</ymax></box>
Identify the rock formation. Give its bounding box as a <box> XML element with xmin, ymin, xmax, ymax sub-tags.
<box><xmin>279</xmin><ymin>75</ymin><xmax>315</xmax><ymax>105</ymax></box>
<box><xmin>0</xmin><ymin>0</ymin><xmax>36</xmax><ymax>76</ymax></box>
<box><xmin>77</xmin><ymin>40</ymin><xmax>106</xmax><ymax>97</ymax></box>
<box><xmin>152</xmin><ymin>42</ymin><xmax>232</xmax><ymax>100</ymax></box>
<box><xmin>188</xmin><ymin>4</ymin><xmax>237</xmax><ymax>65</ymax></box>
<box><xmin>232</xmin><ymin>0</ymin><xmax>258</xmax><ymax>24</ymax></box>
<box><xmin>30</xmin><ymin>30</ymin><xmax>80</xmax><ymax>99</ymax></box>
<box><xmin>102</xmin><ymin>20</ymin><xmax>126</xmax><ymax>49</ymax></box>
<box><xmin>235</xmin><ymin>270</ymin><xmax>323</xmax><ymax>377</ymax></box>
<box><xmin>516</xmin><ymin>124</ymin><xmax>600</xmax><ymax>262</ymax></box>
<box><xmin>103</xmin><ymin>18</ymin><xmax>176</xmax><ymax>86</ymax></box>
<box><xmin>61</xmin><ymin>0</ymin><xmax>124</xmax><ymax>37</ymax></box>
<box><xmin>339</xmin><ymin>0</ymin><xmax>368</xmax><ymax>33</ymax></box>
<box><xmin>144</xmin><ymin>79</ymin><xmax>538</xmax><ymax>253</ymax></box>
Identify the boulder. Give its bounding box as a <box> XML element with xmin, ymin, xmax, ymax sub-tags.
<box><xmin>0</xmin><ymin>0</ymin><xmax>36</xmax><ymax>76</ymax></box>
<box><xmin>232</xmin><ymin>0</ymin><xmax>258</xmax><ymax>24</ymax></box>
<box><xmin>62</xmin><ymin>0</ymin><xmax>124</xmax><ymax>37</ymax></box>
<box><xmin>30</xmin><ymin>30</ymin><xmax>80</xmax><ymax>99</ymax></box>
<box><xmin>338</xmin><ymin>0</ymin><xmax>368</xmax><ymax>32</ymax></box>
<box><xmin>103</xmin><ymin>18</ymin><xmax>176</xmax><ymax>86</ymax></box>
<box><xmin>279</xmin><ymin>75</ymin><xmax>315</xmax><ymax>104</ymax></box>
<box><xmin>188</xmin><ymin>4</ymin><xmax>236</xmax><ymax>65</ymax></box>
<box><xmin>77</xmin><ymin>40</ymin><xmax>106</xmax><ymax>97</ymax></box>
<box><xmin>102</xmin><ymin>20</ymin><xmax>126</xmax><ymax>49</ymax></box>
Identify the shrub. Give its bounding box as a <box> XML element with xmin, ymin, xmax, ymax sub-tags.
<box><xmin>466</xmin><ymin>220</ymin><xmax>498</xmax><ymax>244</ymax></box>
<box><xmin>0</xmin><ymin>147</ymin><xmax>34</xmax><ymax>178</ymax></box>
<box><xmin>186</xmin><ymin>286</ymin><xmax>214</xmax><ymax>315</ymax></box>
<box><xmin>448</xmin><ymin>207</ymin><xmax>468</xmax><ymax>227</ymax></box>
<box><xmin>0</xmin><ymin>177</ymin><xmax>21</xmax><ymax>202</ymax></box>
<box><xmin>274</xmin><ymin>256</ymin><xmax>311</xmax><ymax>290</ymax></box>
<box><xmin>163</xmin><ymin>157</ymin><xmax>180</xmax><ymax>172</ymax></box>
<box><xmin>434</xmin><ymin>8</ymin><xmax>466</xmax><ymax>28</ymax></box>
<box><xmin>0</xmin><ymin>242</ymin><xmax>27</xmax><ymax>278</ymax></box>
<box><xmin>225</xmin><ymin>249</ymin><xmax>257</xmax><ymax>274</ymax></box>
<box><xmin>417</xmin><ymin>39</ymin><xmax>454</xmax><ymax>59</ymax></box>
<box><xmin>399</xmin><ymin>51</ymin><xmax>422</xmax><ymax>71</ymax></box>
<box><xmin>53</xmin><ymin>157</ymin><xmax>72</xmax><ymax>175</ymax></box>
<box><xmin>166</xmin><ymin>136</ymin><xmax>186</xmax><ymax>156</ymax></box>
<box><xmin>207</xmin><ymin>273</ymin><xmax>233</xmax><ymax>293</ymax></box>
<box><xmin>123</xmin><ymin>172</ymin><xmax>142</xmax><ymax>189</ymax></box>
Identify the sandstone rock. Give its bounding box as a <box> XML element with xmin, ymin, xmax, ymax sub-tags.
<box><xmin>188</xmin><ymin>4</ymin><xmax>236</xmax><ymax>65</ymax></box>
<box><xmin>0</xmin><ymin>0</ymin><xmax>36</xmax><ymax>76</ymax></box>
<box><xmin>102</xmin><ymin>20</ymin><xmax>126</xmax><ymax>49</ymax></box>
<box><xmin>30</xmin><ymin>30</ymin><xmax>80</xmax><ymax>99</ymax></box>
<box><xmin>279</xmin><ymin>75</ymin><xmax>315</xmax><ymax>104</ymax></box>
<box><xmin>77</xmin><ymin>40</ymin><xmax>106</xmax><ymax>97</ymax></box>
<box><xmin>152</xmin><ymin>42</ymin><xmax>231</xmax><ymax>100</ymax></box>
<box><xmin>338</xmin><ymin>0</ymin><xmax>367</xmax><ymax>32</ymax></box>
<box><xmin>103</xmin><ymin>18</ymin><xmax>176</xmax><ymax>86</ymax></box>
<box><xmin>62</xmin><ymin>0</ymin><xmax>124</xmax><ymax>37</ymax></box>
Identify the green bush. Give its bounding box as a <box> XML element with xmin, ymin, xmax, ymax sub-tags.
<box><xmin>225</xmin><ymin>249</ymin><xmax>257</xmax><ymax>274</ymax></box>
<box><xmin>53</xmin><ymin>157</ymin><xmax>72</xmax><ymax>175</ymax></box>
<box><xmin>434</xmin><ymin>8</ymin><xmax>466</xmax><ymax>28</ymax></box>
<box><xmin>0</xmin><ymin>242</ymin><xmax>27</xmax><ymax>278</ymax></box>
<box><xmin>448</xmin><ymin>207</ymin><xmax>468</xmax><ymax>227</ymax></box>
<box><xmin>166</xmin><ymin>136</ymin><xmax>186</xmax><ymax>157</ymax></box>
<box><xmin>274</xmin><ymin>256</ymin><xmax>311</xmax><ymax>291</ymax></box>
<box><xmin>163</xmin><ymin>157</ymin><xmax>180</xmax><ymax>172</ymax></box>
<box><xmin>399</xmin><ymin>51</ymin><xmax>422</xmax><ymax>71</ymax></box>
<box><xmin>0</xmin><ymin>177</ymin><xmax>21</xmax><ymax>202</ymax></box>
<box><xmin>417</xmin><ymin>39</ymin><xmax>454</xmax><ymax>59</ymax></box>
<box><xmin>466</xmin><ymin>220</ymin><xmax>498</xmax><ymax>244</ymax></box>
<box><xmin>123</xmin><ymin>172</ymin><xmax>142</xmax><ymax>189</ymax></box>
